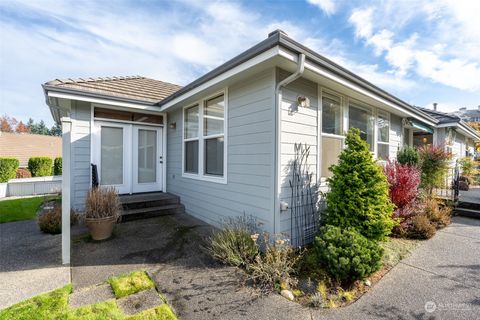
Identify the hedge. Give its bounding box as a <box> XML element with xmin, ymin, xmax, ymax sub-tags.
<box><xmin>0</xmin><ymin>158</ymin><xmax>19</xmax><ymax>182</ymax></box>
<box><xmin>53</xmin><ymin>157</ymin><xmax>62</xmax><ymax>176</ymax></box>
<box><xmin>28</xmin><ymin>157</ymin><xmax>53</xmax><ymax>177</ymax></box>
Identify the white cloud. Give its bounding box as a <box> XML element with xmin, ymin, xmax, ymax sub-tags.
<box><xmin>307</xmin><ymin>0</ymin><xmax>336</xmax><ymax>15</ymax></box>
<box><xmin>348</xmin><ymin>1</ymin><xmax>480</xmax><ymax>91</ymax></box>
<box><xmin>349</xmin><ymin>7</ymin><xmax>374</xmax><ymax>38</ymax></box>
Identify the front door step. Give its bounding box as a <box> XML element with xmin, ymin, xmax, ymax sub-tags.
<box><xmin>119</xmin><ymin>192</ymin><xmax>185</xmax><ymax>221</ymax></box>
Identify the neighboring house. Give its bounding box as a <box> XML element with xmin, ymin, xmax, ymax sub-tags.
<box><xmin>0</xmin><ymin>132</ymin><xmax>62</xmax><ymax>167</ymax></box>
<box><xmin>418</xmin><ymin>107</ymin><xmax>478</xmax><ymax>160</ymax></box>
<box><xmin>452</xmin><ymin>106</ymin><xmax>480</xmax><ymax>122</ymax></box>
<box><xmin>42</xmin><ymin>30</ymin><xmax>480</xmax><ymax>263</ymax></box>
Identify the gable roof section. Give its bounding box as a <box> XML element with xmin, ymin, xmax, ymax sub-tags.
<box><xmin>157</xmin><ymin>30</ymin><xmax>437</xmax><ymax>125</ymax></box>
<box><xmin>0</xmin><ymin>132</ymin><xmax>62</xmax><ymax>167</ymax></box>
<box><xmin>43</xmin><ymin>76</ymin><xmax>182</xmax><ymax>104</ymax></box>
<box><xmin>419</xmin><ymin>107</ymin><xmax>461</xmax><ymax>124</ymax></box>
<box><xmin>419</xmin><ymin>107</ymin><xmax>480</xmax><ymax>141</ymax></box>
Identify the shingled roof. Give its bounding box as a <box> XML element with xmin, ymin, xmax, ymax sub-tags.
<box><xmin>44</xmin><ymin>76</ymin><xmax>182</xmax><ymax>104</ymax></box>
<box><xmin>418</xmin><ymin>107</ymin><xmax>461</xmax><ymax>124</ymax></box>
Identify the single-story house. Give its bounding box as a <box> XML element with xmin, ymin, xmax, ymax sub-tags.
<box><xmin>0</xmin><ymin>132</ymin><xmax>62</xmax><ymax>167</ymax></box>
<box><xmin>42</xmin><ymin>30</ymin><xmax>480</xmax><ymax>263</ymax></box>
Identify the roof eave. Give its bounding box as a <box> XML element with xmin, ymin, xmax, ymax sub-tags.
<box><xmin>43</xmin><ymin>85</ymin><xmax>158</xmax><ymax>106</ymax></box>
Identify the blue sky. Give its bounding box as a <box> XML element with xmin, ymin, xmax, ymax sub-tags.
<box><xmin>1</xmin><ymin>0</ymin><xmax>479</xmax><ymax>126</ymax></box>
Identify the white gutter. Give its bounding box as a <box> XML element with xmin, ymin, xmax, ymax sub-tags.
<box><xmin>273</xmin><ymin>53</ymin><xmax>305</xmax><ymax>235</ymax></box>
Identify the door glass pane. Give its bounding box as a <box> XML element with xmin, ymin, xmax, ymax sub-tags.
<box><xmin>185</xmin><ymin>140</ymin><xmax>199</xmax><ymax>173</ymax></box>
<box><xmin>205</xmin><ymin>137</ymin><xmax>224</xmax><ymax>176</ymax></box>
<box><xmin>322</xmin><ymin>94</ymin><xmax>341</xmax><ymax>135</ymax></box>
<box><xmin>321</xmin><ymin>136</ymin><xmax>343</xmax><ymax>178</ymax></box>
<box><xmin>349</xmin><ymin>104</ymin><xmax>374</xmax><ymax>151</ymax></box>
<box><xmin>101</xmin><ymin>126</ymin><xmax>123</xmax><ymax>185</ymax></box>
<box><xmin>184</xmin><ymin>105</ymin><xmax>199</xmax><ymax>139</ymax></box>
<box><xmin>138</xmin><ymin>129</ymin><xmax>156</xmax><ymax>183</ymax></box>
<box><xmin>204</xmin><ymin>95</ymin><xmax>224</xmax><ymax>136</ymax></box>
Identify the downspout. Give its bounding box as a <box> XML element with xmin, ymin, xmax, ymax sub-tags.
<box><xmin>273</xmin><ymin>53</ymin><xmax>305</xmax><ymax>235</ymax></box>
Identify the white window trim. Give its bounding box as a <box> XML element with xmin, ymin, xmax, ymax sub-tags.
<box><xmin>182</xmin><ymin>89</ymin><xmax>228</xmax><ymax>184</ymax></box>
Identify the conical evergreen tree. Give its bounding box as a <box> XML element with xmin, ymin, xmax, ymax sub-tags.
<box><xmin>324</xmin><ymin>128</ymin><xmax>396</xmax><ymax>241</ymax></box>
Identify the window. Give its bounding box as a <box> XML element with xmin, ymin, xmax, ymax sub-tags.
<box><xmin>377</xmin><ymin>111</ymin><xmax>390</xmax><ymax>160</ymax></box>
<box><xmin>322</xmin><ymin>94</ymin><xmax>342</xmax><ymax>135</ymax></box>
<box><xmin>184</xmin><ymin>105</ymin><xmax>199</xmax><ymax>174</ymax></box>
<box><xmin>349</xmin><ymin>103</ymin><xmax>374</xmax><ymax>151</ymax></box>
<box><xmin>321</xmin><ymin>136</ymin><xmax>343</xmax><ymax>178</ymax></box>
<box><xmin>203</xmin><ymin>95</ymin><xmax>225</xmax><ymax>176</ymax></box>
<box><xmin>183</xmin><ymin>92</ymin><xmax>226</xmax><ymax>182</ymax></box>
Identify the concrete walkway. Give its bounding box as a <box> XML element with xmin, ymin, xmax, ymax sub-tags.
<box><xmin>0</xmin><ymin>220</ymin><xmax>70</xmax><ymax>309</ymax></box>
<box><xmin>70</xmin><ymin>214</ymin><xmax>480</xmax><ymax>319</ymax></box>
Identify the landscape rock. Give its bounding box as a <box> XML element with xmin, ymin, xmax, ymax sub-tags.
<box><xmin>280</xmin><ymin>289</ymin><xmax>294</xmax><ymax>301</ymax></box>
<box><xmin>364</xmin><ymin>279</ymin><xmax>372</xmax><ymax>287</ymax></box>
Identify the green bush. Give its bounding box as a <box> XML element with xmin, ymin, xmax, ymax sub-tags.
<box><xmin>28</xmin><ymin>157</ymin><xmax>53</xmax><ymax>177</ymax></box>
<box><xmin>0</xmin><ymin>158</ymin><xmax>19</xmax><ymax>182</ymax></box>
<box><xmin>314</xmin><ymin>225</ymin><xmax>383</xmax><ymax>283</ymax></box>
<box><xmin>38</xmin><ymin>205</ymin><xmax>78</xmax><ymax>234</ymax></box>
<box><xmin>418</xmin><ymin>145</ymin><xmax>452</xmax><ymax>194</ymax></box>
<box><xmin>324</xmin><ymin>128</ymin><xmax>396</xmax><ymax>241</ymax></box>
<box><xmin>396</xmin><ymin>146</ymin><xmax>419</xmax><ymax>166</ymax></box>
<box><xmin>207</xmin><ymin>216</ymin><xmax>259</xmax><ymax>268</ymax></box>
<box><xmin>53</xmin><ymin>157</ymin><xmax>62</xmax><ymax>176</ymax></box>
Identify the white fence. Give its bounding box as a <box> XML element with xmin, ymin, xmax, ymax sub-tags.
<box><xmin>0</xmin><ymin>176</ymin><xmax>62</xmax><ymax>198</ymax></box>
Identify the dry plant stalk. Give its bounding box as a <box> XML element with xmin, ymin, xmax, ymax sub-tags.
<box><xmin>85</xmin><ymin>186</ymin><xmax>122</xmax><ymax>220</ymax></box>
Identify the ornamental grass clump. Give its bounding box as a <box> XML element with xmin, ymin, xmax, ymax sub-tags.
<box><xmin>248</xmin><ymin>234</ymin><xmax>303</xmax><ymax>290</ymax></box>
<box><xmin>207</xmin><ymin>216</ymin><xmax>259</xmax><ymax>268</ymax></box>
<box><xmin>418</xmin><ymin>144</ymin><xmax>452</xmax><ymax>194</ymax></box>
<box><xmin>323</xmin><ymin>128</ymin><xmax>396</xmax><ymax>241</ymax></box>
<box><xmin>85</xmin><ymin>186</ymin><xmax>121</xmax><ymax>220</ymax></box>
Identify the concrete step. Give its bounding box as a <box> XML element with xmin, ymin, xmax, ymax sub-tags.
<box><xmin>121</xmin><ymin>204</ymin><xmax>185</xmax><ymax>222</ymax></box>
<box><xmin>454</xmin><ymin>207</ymin><xmax>480</xmax><ymax>219</ymax></box>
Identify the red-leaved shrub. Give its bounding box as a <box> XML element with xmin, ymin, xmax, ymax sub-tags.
<box><xmin>384</xmin><ymin>160</ymin><xmax>421</xmax><ymax>234</ymax></box>
<box><xmin>16</xmin><ymin>168</ymin><xmax>32</xmax><ymax>179</ymax></box>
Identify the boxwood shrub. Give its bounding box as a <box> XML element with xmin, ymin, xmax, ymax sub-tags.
<box><xmin>0</xmin><ymin>158</ymin><xmax>19</xmax><ymax>182</ymax></box>
<box><xmin>314</xmin><ymin>225</ymin><xmax>383</xmax><ymax>284</ymax></box>
<box><xmin>28</xmin><ymin>157</ymin><xmax>53</xmax><ymax>177</ymax></box>
<box><xmin>53</xmin><ymin>157</ymin><xmax>62</xmax><ymax>176</ymax></box>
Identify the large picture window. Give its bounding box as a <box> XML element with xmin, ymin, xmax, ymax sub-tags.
<box><xmin>183</xmin><ymin>92</ymin><xmax>226</xmax><ymax>182</ymax></box>
<box><xmin>349</xmin><ymin>103</ymin><xmax>374</xmax><ymax>151</ymax></box>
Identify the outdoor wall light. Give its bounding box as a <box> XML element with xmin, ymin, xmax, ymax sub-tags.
<box><xmin>297</xmin><ymin>96</ymin><xmax>310</xmax><ymax>108</ymax></box>
<box><xmin>169</xmin><ymin>122</ymin><xmax>176</xmax><ymax>129</ymax></box>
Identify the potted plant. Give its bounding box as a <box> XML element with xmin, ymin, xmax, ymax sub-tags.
<box><xmin>85</xmin><ymin>186</ymin><xmax>121</xmax><ymax>240</ymax></box>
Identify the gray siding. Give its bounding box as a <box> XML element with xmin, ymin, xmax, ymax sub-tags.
<box><xmin>70</xmin><ymin>100</ymin><xmax>91</xmax><ymax>210</ymax></box>
<box><xmin>389</xmin><ymin>114</ymin><xmax>402</xmax><ymax>159</ymax></box>
<box><xmin>278</xmin><ymin>71</ymin><xmax>319</xmax><ymax>237</ymax></box>
<box><xmin>166</xmin><ymin>68</ymin><xmax>276</xmax><ymax>232</ymax></box>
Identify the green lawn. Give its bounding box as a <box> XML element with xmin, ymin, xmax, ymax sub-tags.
<box><xmin>0</xmin><ymin>196</ymin><xmax>47</xmax><ymax>224</ymax></box>
<box><xmin>109</xmin><ymin>271</ymin><xmax>156</xmax><ymax>298</ymax></box>
<box><xmin>0</xmin><ymin>284</ymin><xmax>177</xmax><ymax>320</ymax></box>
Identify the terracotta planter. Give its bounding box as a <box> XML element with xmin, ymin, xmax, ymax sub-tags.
<box><xmin>85</xmin><ymin>216</ymin><xmax>117</xmax><ymax>240</ymax></box>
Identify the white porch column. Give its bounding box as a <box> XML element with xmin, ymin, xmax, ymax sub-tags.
<box><xmin>61</xmin><ymin>117</ymin><xmax>72</xmax><ymax>265</ymax></box>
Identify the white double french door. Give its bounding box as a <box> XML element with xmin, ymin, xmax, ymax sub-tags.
<box><xmin>93</xmin><ymin>121</ymin><xmax>163</xmax><ymax>194</ymax></box>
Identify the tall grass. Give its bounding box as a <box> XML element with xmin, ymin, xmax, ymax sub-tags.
<box><xmin>85</xmin><ymin>187</ymin><xmax>122</xmax><ymax>220</ymax></box>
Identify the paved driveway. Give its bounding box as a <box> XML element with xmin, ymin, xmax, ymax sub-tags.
<box><xmin>0</xmin><ymin>220</ymin><xmax>70</xmax><ymax>309</ymax></box>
